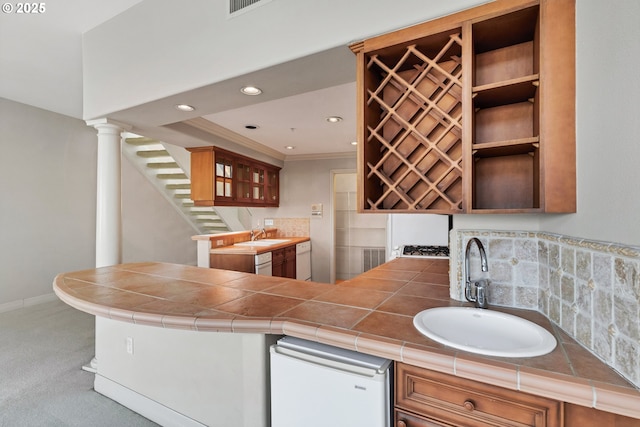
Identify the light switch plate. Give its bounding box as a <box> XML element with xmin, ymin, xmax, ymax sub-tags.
<box><xmin>311</xmin><ymin>203</ymin><xmax>323</xmax><ymax>218</ymax></box>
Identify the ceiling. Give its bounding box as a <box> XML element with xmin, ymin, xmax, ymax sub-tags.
<box><xmin>0</xmin><ymin>0</ymin><xmax>146</xmax><ymax>119</ymax></box>
<box><xmin>0</xmin><ymin>0</ymin><xmax>358</xmax><ymax>160</ymax></box>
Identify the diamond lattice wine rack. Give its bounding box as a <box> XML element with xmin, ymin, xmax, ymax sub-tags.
<box><xmin>357</xmin><ymin>28</ymin><xmax>464</xmax><ymax>213</ymax></box>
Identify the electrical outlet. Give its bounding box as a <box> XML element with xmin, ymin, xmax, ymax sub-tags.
<box><xmin>264</xmin><ymin>218</ymin><xmax>274</xmax><ymax>226</ymax></box>
<box><xmin>216</xmin><ymin>239</ymin><xmax>224</xmax><ymax>246</ymax></box>
<box><xmin>126</xmin><ymin>336</ymin><xmax>134</xmax><ymax>355</ymax></box>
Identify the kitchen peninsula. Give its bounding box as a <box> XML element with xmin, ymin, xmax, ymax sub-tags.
<box><xmin>54</xmin><ymin>258</ymin><xmax>640</xmax><ymax>426</ymax></box>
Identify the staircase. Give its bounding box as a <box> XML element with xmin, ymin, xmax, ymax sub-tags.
<box><xmin>123</xmin><ymin>137</ymin><xmax>230</xmax><ymax>235</ymax></box>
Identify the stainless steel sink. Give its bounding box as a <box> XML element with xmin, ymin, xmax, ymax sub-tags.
<box><xmin>413</xmin><ymin>307</ymin><xmax>557</xmax><ymax>357</ymax></box>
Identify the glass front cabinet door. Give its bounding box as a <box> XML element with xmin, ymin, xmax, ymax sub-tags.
<box><xmin>188</xmin><ymin>146</ymin><xmax>281</xmax><ymax>207</ymax></box>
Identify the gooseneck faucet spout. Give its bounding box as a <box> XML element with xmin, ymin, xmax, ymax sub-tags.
<box><xmin>465</xmin><ymin>238</ymin><xmax>489</xmax><ymax>308</ymax></box>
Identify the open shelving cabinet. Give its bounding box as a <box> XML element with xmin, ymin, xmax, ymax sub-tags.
<box><xmin>350</xmin><ymin>0</ymin><xmax>575</xmax><ymax>214</ymax></box>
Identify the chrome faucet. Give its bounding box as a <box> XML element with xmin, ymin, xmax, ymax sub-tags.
<box><xmin>250</xmin><ymin>228</ymin><xmax>266</xmax><ymax>241</ymax></box>
<box><xmin>465</xmin><ymin>237</ymin><xmax>489</xmax><ymax>309</ymax></box>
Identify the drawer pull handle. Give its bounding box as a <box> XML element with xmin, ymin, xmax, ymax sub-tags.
<box><xmin>397</xmin><ymin>420</ymin><xmax>407</xmax><ymax>427</ymax></box>
<box><xmin>463</xmin><ymin>399</ymin><xmax>476</xmax><ymax>411</ymax></box>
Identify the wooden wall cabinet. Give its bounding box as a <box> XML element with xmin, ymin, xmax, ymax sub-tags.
<box><xmin>187</xmin><ymin>146</ymin><xmax>280</xmax><ymax>207</ymax></box>
<box><xmin>350</xmin><ymin>0</ymin><xmax>575</xmax><ymax>213</ymax></box>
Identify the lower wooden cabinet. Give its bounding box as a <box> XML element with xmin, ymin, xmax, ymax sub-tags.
<box><xmin>395</xmin><ymin>363</ymin><xmax>562</xmax><ymax>427</ymax></box>
<box><xmin>564</xmin><ymin>403</ymin><xmax>640</xmax><ymax>427</ymax></box>
<box><xmin>209</xmin><ymin>244</ymin><xmax>297</xmax><ymax>278</ymax></box>
<box><xmin>209</xmin><ymin>253</ymin><xmax>254</xmax><ymax>273</ymax></box>
<box><xmin>272</xmin><ymin>245</ymin><xmax>296</xmax><ymax>279</ymax></box>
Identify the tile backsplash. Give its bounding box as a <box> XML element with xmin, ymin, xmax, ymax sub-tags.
<box><xmin>272</xmin><ymin>218</ymin><xmax>310</xmax><ymax>237</ymax></box>
<box><xmin>451</xmin><ymin>230</ymin><xmax>640</xmax><ymax>388</ymax></box>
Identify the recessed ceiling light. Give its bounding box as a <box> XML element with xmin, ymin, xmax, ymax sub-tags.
<box><xmin>326</xmin><ymin>116</ymin><xmax>343</xmax><ymax>123</ymax></box>
<box><xmin>175</xmin><ymin>104</ymin><xmax>195</xmax><ymax>112</ymax></box>
<box><xmin>240</xmin><ymin>86</ymin><xmax>262</xmax><ymax>96</ymax></box>
<box><xmin>245</xmin><ymin>124</ymin><xmax>259</xmax><ymax>130</ymax></box>
<box><xmin>350</xmin><ymin>141</ymin><xmax>358</xmax><ymax>146</ymax></box>
<box><xmin>284</xmin><ymin>146</ymin><xmax>295</xmax><ymax>150</ymax></box>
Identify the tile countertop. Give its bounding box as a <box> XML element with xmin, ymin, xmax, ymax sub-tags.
<box><xmin>208</xmin><ymin>236</ymin><xmax>310</xmax><ymax>255</ymax></box>
<box><xmin>52</xmin><ymin>258</ymin><xmax>640</xmax><ymax>419</ymax></box>
<box><xmin>192</xmin><ymin>229</ymin><xmax>309</xmax><ymax>255</ymax></box>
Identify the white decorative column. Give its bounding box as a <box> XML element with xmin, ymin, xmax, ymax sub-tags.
<box><xmin>83</xmin><ymin>118</ymin><xmax>131</xmax><ymax>374</ymax></box>
<box><xmin>86</xmin><ymin>118</ymin><xmax>131</xmax><ymax>268</ymax></box>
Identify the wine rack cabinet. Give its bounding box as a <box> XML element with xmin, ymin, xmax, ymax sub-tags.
<box><xmin>351</xmin><ymin>0</ymin><xmax>575</xmax><ymax>214</ymax></box>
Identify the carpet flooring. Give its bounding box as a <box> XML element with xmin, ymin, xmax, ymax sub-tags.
<box><xmin>0</xmin><ymin>299</ymin><xmax>159</xmax><ymax>426</ymax></box>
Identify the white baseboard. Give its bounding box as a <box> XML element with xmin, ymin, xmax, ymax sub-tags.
<box><xmin>0</xmin><ymin>293</ymin><xmax>59</xmax><ymax>313</ymax></box>
<box><xmin>94</xmin><ymin>375</ymin><xmax>206</xmax><ymax>427</ymax></box>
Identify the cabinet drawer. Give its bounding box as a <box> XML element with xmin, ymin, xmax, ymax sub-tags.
<box><xmin>395</xmin><ymin>409</ymin><xmax>450</xmax><ymax>427</ymax></box>
<box><xmin>396</xmin><ymin>363</ymin><xmax>561</xmax><ymax>427</ymax></box>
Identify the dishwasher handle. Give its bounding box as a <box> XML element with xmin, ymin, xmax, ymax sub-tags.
<box><xmin>271</xmin><ymin>345</ymin><xmax>385</xmax><ymax>378</ymax></box>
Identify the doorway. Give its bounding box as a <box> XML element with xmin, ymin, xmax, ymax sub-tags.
<box><xmin>333</xmin><ymin>171</ymin><xmax>387</xmax><ymax>283</ymax></box>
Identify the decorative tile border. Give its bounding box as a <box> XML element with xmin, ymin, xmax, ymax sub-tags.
<box><xmin>453</xmin><ymin>230</ymin><xmax>640</xmax><ymax>389</ymax></box>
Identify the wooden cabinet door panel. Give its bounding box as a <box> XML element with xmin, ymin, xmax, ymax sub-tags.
<box><xmin>283</xmin><ymin>246</ymin><xmax>296</xmax><ymax>279</ymax></box>
<box><xmin>209</xmin><ymin>253</ymin><xmax>254</xmax><ymax>274</ymax></box>
<box><xmin>272</xmin><ymin>246</ymin><xmax>296</xmax><ymax>278</ymax></box>
<box><xmin>272</xmin><ymin>248</ymin><xmax>285</xmax><ymax>277</ymax></box>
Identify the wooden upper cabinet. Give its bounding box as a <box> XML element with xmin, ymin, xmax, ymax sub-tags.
<box><xmin>350</xmin><ymin>0</ymin><xmax>575</xmax><ymax>214</ymax></box>
<box><xmin>187</xmin><ymin>146</ymin><xmax>281</xmax><ymax>207</ymax></box>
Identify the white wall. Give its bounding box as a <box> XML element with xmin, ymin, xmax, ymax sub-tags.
<box><xmin>121</xmin><ymin>158</ymin><xmax>196</xmax><ymax>265</ymax></box>
<box><xmin>0</xmin><ymin>98</ymin><xmax>97</xmax><ymax>308</ymax></box>
<box><xmin>251</xmin><ymin>156</ymin><xmax>357</xmax><ymax>284</ymax></box>
<box><xmin>0</xmin><ymin>98</ymin><xmax>198</xmax><ymax>309</ymax></box>
<box><xmin>539</xmin><ymin>0</ymin><xmax>640</xmax><ymax>247</ymax></box>
<box><xmin>95</xmin><ymin>317</ymin><xmax>276</xmax><ymax>427</ymax></box>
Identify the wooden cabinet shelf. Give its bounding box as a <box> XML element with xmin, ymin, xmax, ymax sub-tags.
<box><xmin>187</xmin><ymin>146</ymin><xmax>280</xmax><ymax>207</ymax></box>
<box><xmin>472</xmin><ymin>74</ymin><xmax>538</xmax><ymax>108</ymax></box>
<box><xmin>473</xmin><ymin>137</ymin><xmax>539</xmax><ymax>157</ymax></box>
<box><xmin>470</xmin><ymin>4</ymin><xmax>542</xmax><ymax>212</ymax></box>
<box><xmin>351</xmin><ymin>0</ymin><xmax>575</xmax><ymax>214</ymax></box>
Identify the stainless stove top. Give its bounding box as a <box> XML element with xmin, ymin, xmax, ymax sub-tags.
<box><xmin>400</xmin><ymin>245</ymin><xmax>450</xmax><ymax>258</ymax></box>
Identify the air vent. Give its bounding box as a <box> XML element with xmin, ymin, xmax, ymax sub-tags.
<box><xmin>363</xmin><ymin>248</ymin><xmax>386</xmax><ymax>272</ymax></box>
<box><xmin>228</xmin><ymin>0</ymin><xmax>272</xmax><ymax>17</ymax></box>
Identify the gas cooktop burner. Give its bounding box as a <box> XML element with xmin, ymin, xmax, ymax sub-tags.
<box><xmin>402</xmin><ymin>245</ymin><xmax>450</xmax><ymax>258</ymax></box>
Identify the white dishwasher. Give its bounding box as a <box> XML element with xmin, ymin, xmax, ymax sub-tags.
<box><xmin>255</xmin><ymin>251</ymin><xmax>272</xmax><ymax>276</ymax></box>
<box><xmin>295</xmin><ymin>241</ymin><xmax>311</xmax><ymax>281</ymax></box>
<box><xmin>270</xmin><ymin>336</ymin><xmax>391</xmax><ymax>427</ymax></box>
